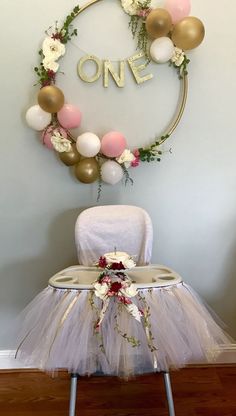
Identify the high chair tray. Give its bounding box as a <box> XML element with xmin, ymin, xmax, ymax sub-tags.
<box><xmin>49</xmin><ymin>264</ymin><xmax>182</xmax><ymax>289</ymax></box>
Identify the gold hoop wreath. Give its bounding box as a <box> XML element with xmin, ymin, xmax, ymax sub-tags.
<box><xmin>25</xmin><ymin>0</ymin><xmax>204</xmax><ymax>195</ymax></box>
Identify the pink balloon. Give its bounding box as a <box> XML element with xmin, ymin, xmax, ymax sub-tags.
<box><xmin>41</xmin><ymin>126</ymin><xmax>67</xmax><ymax>149</ymax></box>
<box><xmin>57</xmin><ymin>104</ymin><xmax>82</xmax><ymax>129</ymax></box>
<box><xmin>101</xmin><ymin>131</ymin><xmax>127</xmax><ymax>158</ymax></box>
<box><xmin>165</xmin><ymin>0</ymin><xmax>191</xmax><ymax>24</ymax></box>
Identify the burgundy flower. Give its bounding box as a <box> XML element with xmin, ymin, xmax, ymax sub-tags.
<box><xmin>110</xmin><ymin>262</ymin><xmax>125</xmax><ymax>270</ymax></box>
<box><xmin>47</xmin><ymin>69</ymin><xmax>56</xmax><ymax>80</ymax></box>
<box><xmin>94</xmin><ymin>321</ymin><xmax>100</xmax><ymax>331</ymax></box>
<box><xmin>41</xmin><ymin>79</ymin><xmax>51</xmax><ymax>87</ymax></box>
<box><xmin>98</xmin><ymin>256</ymin><xmax>107</xmax><ymax>268</ymax></box>
<box><xmin>109</xmin><ymin>281</ymin><xmax>122</xmax><ymax>294</ymax></box>
<box><xmin>51</xmin><ymin>32</ymin><xmax>63</xmax><ymax>41</ymax></box>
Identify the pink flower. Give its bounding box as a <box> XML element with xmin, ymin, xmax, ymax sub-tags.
<box><xmin>118</xmin><ymin>295</ymin><xmax>132</xmax><ymax>305</ymax></box>
<box><xmin>101</xmin><ymin>275</ymin><xmax>111</xmax><ymax>284</ymax></box>
<box><xmin>131</xmin><ymin>150</ymin><xmax>140</xmax><ymax>167</ymax></box>
<box><xmin>131</xmin><ymin>157</ymin><xmax>140</xmax><ymax>167</ymax></box>
<box><xmin>133</xmin><ymin>149</ymin><xmax>140</xmax><ymax>158</ymax></box>
<box><xmin>137</xmin><ymin>8</ymin><xmax>151</xmax><ymax>18</ymax></box>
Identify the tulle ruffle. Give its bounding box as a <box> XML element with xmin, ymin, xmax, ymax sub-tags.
<box><xmin>16</xmin><ymin>283</ymin><xmax>233</xmax><ymax>377</ymax></box>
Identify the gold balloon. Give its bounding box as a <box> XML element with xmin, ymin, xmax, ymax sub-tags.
<box><xmin>38</xmin><ymin>86</ymin><xmax>64</xmax><ymax>113</ymax></box>
<box><xmin>74</xmin><ymin>158</ymin><xmax>99</xmax><ymax>184</ymax></box>
<box><xmin>59</xmin><ymin>144</ymin><xmax>80</xmax><ymax>166</ymax></box>
<box><xmin>172</xmin><ymin>17</ymin><xmax>205</xmax><ymax>50</ymax></box>
<box><xmin>146</xmin><ymin>8</ymin><xmax>172</xmax><ymax>39</ymax></box>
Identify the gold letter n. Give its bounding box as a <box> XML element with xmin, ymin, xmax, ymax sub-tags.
<box><xmin>103</xmin><ymin>60</ymin><xmax>125</xmax><ymax>88</ymax></box>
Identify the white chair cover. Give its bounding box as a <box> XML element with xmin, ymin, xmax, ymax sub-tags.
<box><xmin>75</xmin><ymin>205</ymin><xmax>153</xmax><ymax>266</ymax></box>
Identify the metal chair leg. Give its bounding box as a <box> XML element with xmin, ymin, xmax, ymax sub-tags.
<box><xmin>163</xmin><ymin>371</ymin><xmax>175</xmax><ymax>416</ymax></box>
<box><xmin>69</xmin><ymin>373</ymin><xmax>78</xmax><ymax>416</ymax></box>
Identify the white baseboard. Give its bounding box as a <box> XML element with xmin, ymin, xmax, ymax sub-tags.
<box><xmin>0</xmin><ymin>346</ymin><xmax>236</xmax><ymax>370</ymax></box>
<box><xmin>0</xmin><ymin>350</ymin><xmax>32</xmax><ymax>369</ymax></box>
<box><xmin>213</xmin><ymin>344</ymin><xmax>236</xmax><ymax>364</ymax></box>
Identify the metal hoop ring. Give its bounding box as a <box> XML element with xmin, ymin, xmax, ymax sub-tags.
<box><xmin>70</xmin><ymin>0</ymin><xmax>188</xmax><ymax>146</ymax></box>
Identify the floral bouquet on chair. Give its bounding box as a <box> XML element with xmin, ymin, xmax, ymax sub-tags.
<box><xmin>92</xmin><ymin>251</ymin><xmax>143</xmax><ymax>329</ymax></box>
<box><xmin>97</xmin><ymin>251</ymin><xmax>136</xmax><ymax>270</ymax></box>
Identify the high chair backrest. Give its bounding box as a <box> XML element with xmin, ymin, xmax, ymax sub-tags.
<box><xmin>75</xmin><ymin>205</ymin><xmax>153</xmax><ymax>266</ymax></box>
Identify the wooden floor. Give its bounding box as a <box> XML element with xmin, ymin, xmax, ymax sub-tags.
<box><xmin>0</xmin><ymin>367</ymin><xmax>236</xmax><ymax>416</ymax></box>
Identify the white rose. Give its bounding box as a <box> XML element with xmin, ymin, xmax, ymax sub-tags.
<box><xmin>123</xmin><ymin>258</ymin><xmax>136</xmax><ymax>269</ymax></box>
<box><xmin>116</xmin><ymin>149</ymin><xmax>135</xmax><ymax>168</ymax></box>
<box><xmin>121</xmin><ymin>0</ymin><xmax>140</xmax><ymax>16</ymax></box>
<box><xmin>126</xmin><ymin>303</ymin><xmax>141</xmax><ymax>322</ymax></box>
<box><xmin>42</xmin><ymin>37</ymin><xmax>65</xmax><ymax>60</ymax></box>
<box><xmin>171</xmin><ymin>47</ymin><xmax>185</xmax><ymax>67</ymax></box>
<box><xmin>51</xmin><ymin>132</ymin><xmax>72</xmax><ymax>153</ymax></box>
<box><xmin>42</xmin><ymin>58</ymin><xmax>59</xmax><ymax>72</ymax></box>
<box><xmin>104</xmin><ymin>251</ymin><xmax>128</xmax><ymax>263</ymax></box>
<box><xmin>93</xmin><ymin>282</ymin><xmax>109</xmax><ymax>300</ymax></box>
<box><xmin>104</xmin><ymin>252</ymin><xmax>136</xmax><ymax>268</ymax></box>
<box><xmin>121</xmin><ymin>284</ymin><xmax>137</xmax><ymax>298</ymax></box>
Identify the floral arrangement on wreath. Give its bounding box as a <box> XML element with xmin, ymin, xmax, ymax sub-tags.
<box><xmin>25</xmin><ymin>0</ymin><xmax>205</xmax><ymax>194</ymax></box>
<box><xmin>90</xmin><ymin>250</ymin><xmax>157</xmax><ymax>351</ymax></box>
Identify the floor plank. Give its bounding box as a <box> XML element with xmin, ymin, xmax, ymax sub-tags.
<box><xmin>0</xmin><ymin>367</ymin><xmax>236</xmax><ymax>415</ymax></box>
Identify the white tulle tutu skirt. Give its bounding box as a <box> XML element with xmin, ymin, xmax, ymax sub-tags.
<box><xmin>16</xmin><ymin>283</ymin><xmax>233</xmax><ymax>378</ymax></box>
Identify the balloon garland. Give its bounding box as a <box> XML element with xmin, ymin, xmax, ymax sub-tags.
<box><xmin>25</xmin><ymin>0</ymin><xmax>205</xmax><ymax>192</ymax></box>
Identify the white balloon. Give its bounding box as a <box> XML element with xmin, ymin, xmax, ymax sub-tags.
<box><xmin>25</xmin><ymin>105</ymin><xmax>52</xmax><ymax>131</ymax></box>
<box><xmin>150</xmin><ymin>37</ymin><xmax>175</xmax><ymax>63</ymax></box>
<box><xmin>101</xmin><ymin>161</ymin><xmax>123</xmax><ymax>185</ymax></box>
<box><xmin>76</xmin><ymin>132</ymin><xmax>101</xmax><ymax>157</ymax></box>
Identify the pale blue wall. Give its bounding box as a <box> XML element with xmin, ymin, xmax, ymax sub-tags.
<box><xmin>0</xmin><ymin>0</ymin><xmax>235</xmax><ymax>347</ymax></box>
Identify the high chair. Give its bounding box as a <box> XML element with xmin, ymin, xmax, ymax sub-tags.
<box><xmin>51</xmin><ymin>205</ymin><xmax>177</xmax><ymax>415</ymax></box>
<box><xmin>17</xmin><ymin>205</ymin><xmax>233</xmax><ymax>416</ymax></box>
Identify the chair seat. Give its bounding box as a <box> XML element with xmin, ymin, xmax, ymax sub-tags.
<box><xmin>48</xmin><ymin>264</ymin><xmax>182</xmax><ymax>290</ymax></box>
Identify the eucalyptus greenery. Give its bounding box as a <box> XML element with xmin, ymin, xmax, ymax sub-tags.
<box><xmin>138</xmin><ymin>291</ymin><xmax>157</xmax><ymax>353</ymax></box>
<box><xmin>88</xmin><ymin>292</ymin><xmax>106</xmax><ymax>354</ymax></box>
<box><xmin>138</xmin><ymin>134</ymin><xmax>170</xmax><ymax>163</ymax></box>
<box><xmin>114</xmin><ymin>310</ymin><xmax>141</xmax><ymax>348</ymax></box>
<box><xmin>129</xmin><ymin>0</ymin><xmax>151</xmax><ymax>58</ymax></box>
<box><xmin>121</xmin><ymin>164</ymin><xmax>134</xmax><ymax>186</ymax></box>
